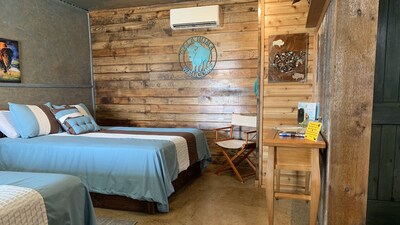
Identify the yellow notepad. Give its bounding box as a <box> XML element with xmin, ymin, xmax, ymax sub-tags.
<box><xmin>305</xmin><ymin>121</ymin><xmax>322</xmax><ymax>142</ymax></box>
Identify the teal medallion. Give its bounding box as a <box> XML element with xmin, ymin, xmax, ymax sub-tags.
<box><xmin>178</xmin><ymin>36</ymin><xmax>217</xmax><ymax>78</ymax></box>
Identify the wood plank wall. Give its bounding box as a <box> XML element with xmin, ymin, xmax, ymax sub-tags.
<box><xmin>315</xmin><ymin>2</ymin><xmax>335</xmax><ymax>224</ymax></box>
<box><xmin>89</xmin><ymin>0</ymin><xmax>258</xmax><ymax>164</ymax></box>
<box><xmin>316</xmin><ymin>0</ymin><xmax>378</xmax><ymax>223</ymax></box>
<box><xmin>260</xmin><ymin>0</ymin><xmax>316</xmax><ymax>188</ymax></box>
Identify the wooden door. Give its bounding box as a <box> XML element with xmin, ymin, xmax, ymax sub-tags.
<box><xmin>367</xmin><ymin>0</ymin><xmax>400</xmax><ymax>223</ymax></box>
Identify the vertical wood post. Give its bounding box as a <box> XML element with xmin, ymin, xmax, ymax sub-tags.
<box><xmin>326</xmin><ymin>0</ymin><xmax>379</xmax><ymax>223</ymax></box>
<box><xmin>258</xmin><ymin>0</ymin><xmax>266</xmax><ymax>186</ymax></box>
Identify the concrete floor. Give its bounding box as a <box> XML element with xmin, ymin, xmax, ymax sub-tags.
<box><xmin>95</xmin><ymin>165</ymin><xmax>310</xmax><ymax>225</ymax></box>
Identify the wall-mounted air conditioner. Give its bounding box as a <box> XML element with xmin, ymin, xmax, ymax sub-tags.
<box><xmin>170</xmin><ymin>5</ymin><xmax>220</xmax><ymax>30</ymax></box>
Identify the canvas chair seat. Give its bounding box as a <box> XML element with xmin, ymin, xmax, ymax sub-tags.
<box><xmin>216</xmin><ymin>139</ymin><xmax>255</xmax><ymax>149</ymax></box>
<box><xmin>214</xmin><ymin>113</ymin><xmax>257</xmax><ymax>183</ymax></box>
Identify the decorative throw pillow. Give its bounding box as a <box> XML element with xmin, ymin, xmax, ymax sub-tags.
<box><xmin>0</xmin><ymin>111</ymin><xmax>20</xmax><ymax>138</ymax></box>
<box><xmin>51</xmin><ymin>107</ymin><xmax>100</xmax><ymax>135</ymax></box>
<box><xmin>46</xmin><ymin>103</ymin><xmax>99</xmax><ymax>127</ymax></box>
<box><xmin>8</xmin><ymin>103</ymin><xmax>60</xmax><ymax>138</ymax></box>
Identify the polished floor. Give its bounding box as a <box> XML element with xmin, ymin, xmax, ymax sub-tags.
<box><xmin>95</xmin><ymin>165</ymin><xmax>309</xmax><ymax>225</ymax></box>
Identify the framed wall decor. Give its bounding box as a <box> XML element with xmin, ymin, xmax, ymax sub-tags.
<box><xmin>178</xmin><ymin>36</ymin><xmax>217</xmax><ymax>79</ymax></box>
<box><xmin>268</xmin><ymin>33</ymin><xmax>308</xmax><ymax>83</ymax></box>
<box><xmin>0</xmin><ymin>38</ymin><xmax>21</xmax><ymax>83</ymax></box>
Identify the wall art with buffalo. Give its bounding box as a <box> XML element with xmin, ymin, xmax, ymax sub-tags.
<box><xmin>0</xmin><ymin>38</ymin><xmax>21</xmax><ymax>83</ymax></box>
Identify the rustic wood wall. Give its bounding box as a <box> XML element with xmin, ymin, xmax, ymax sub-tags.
<box><xmin>316</xmin><ymin>1</ymin><xmax>334</xmax><ymax>143</ymax></box>
<box><xmin>316</xmin><ymin>0</ymin><xmax>379</xmax><ymax>223</ymax></box>
<box><xmin>315</xmin><ymin>1</ymin><xmax>335</xmax><ymax>224</ymax></box>
<box><xmin>260</xmin><ymin>0</ymin><xmax>316</xmax><ymax>188</ymax></box>
<box><xmin>89</xmin><ymin>0</ymin><xmax>258</xmax><ymax>164</ymax></box>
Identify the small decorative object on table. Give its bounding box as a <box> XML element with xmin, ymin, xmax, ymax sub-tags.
<box><xmin>298</xmin><ymin>102</ymin><xmax>320</xmax><ymax>127</ymax></box>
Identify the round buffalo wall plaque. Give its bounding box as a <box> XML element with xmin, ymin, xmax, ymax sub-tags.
<box><xmin>178</xmin><ymin>36</ymin><xmax>217</xmax><ymax>78</ymax></box>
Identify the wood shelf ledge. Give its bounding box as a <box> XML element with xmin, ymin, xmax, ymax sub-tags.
<box><xmin>275</xmin><ymin>192</ymin><xmax>311</xmax><ymax>201</ymax></box>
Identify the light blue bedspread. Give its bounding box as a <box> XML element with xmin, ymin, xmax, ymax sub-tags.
<box><xmin>0</xmin><ymin>126</ymin><xmax>211</xmax><ymax>212</ymax></box>
<box><xmin>0</xmin><ymin>171</ymin><xmax>97</xmax><ymax>225</ymax></box>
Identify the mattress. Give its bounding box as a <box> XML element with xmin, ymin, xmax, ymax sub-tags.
<box><xmin>0</xmin><ymin>126</ymin><xmax>212</xmax><ymax>212</ymax></box>
<box><xmin>0</xmin><ymin>171</ymin><xmax>97</xmax><ymax>225</ymax></box>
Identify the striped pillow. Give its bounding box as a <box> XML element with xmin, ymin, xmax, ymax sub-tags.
<box><xmin>46</xmin><ymin>103</ymin><xmax>97</xmax><ymax>124</ymax></box>
<box><xmin>8</xmin><ymin>103</ymin><xmax>60</xmax><ymax>138</ymax></box>
<box><xmin>51</xmin><ymin>107</ymin><xmax>100</xmax><ymax>135</ymax></box>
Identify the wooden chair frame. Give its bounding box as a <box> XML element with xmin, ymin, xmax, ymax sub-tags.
<box><xmin>215</xmin><ymin>121</ymin><xmax>257</xmax><ymax>183</ymax></box>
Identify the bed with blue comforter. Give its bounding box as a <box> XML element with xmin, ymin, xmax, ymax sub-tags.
<box><xmin>0</xmin><ymin>126</ymin><xmax>212</xmax><ymax>212</ymax></box>
<box><xmin>0</xmin><ymin>171</ymin><xmax>97</xmax><ymax>225</ymax></box>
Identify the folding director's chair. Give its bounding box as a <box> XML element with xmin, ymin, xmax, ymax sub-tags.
<box><xmin>215</xmin><ymin>113</ymin><xmax>257</xmax><ymax>183</ymax></box>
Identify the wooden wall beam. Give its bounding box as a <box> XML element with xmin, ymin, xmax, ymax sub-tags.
<box><xmin>306</xmin><ymin>0</ymin><xmax>331</xmax><ymax>29</ymax></box>
<box><xmin>326</xmin><ymin>0</ymin><xmax>379</xmax><ymax>223</ymax></box>
<box><xmin>258</xmin><ymin>0</ymin><xmax>265</xmax><ymax>185</ymax></box>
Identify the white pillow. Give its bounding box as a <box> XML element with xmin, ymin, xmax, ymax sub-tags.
<box><xmin>0</xmin><ymin>111</ymin><xmax>20</xmax><ymax>138</ymax></box>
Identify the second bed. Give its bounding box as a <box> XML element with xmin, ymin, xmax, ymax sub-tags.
<box><xmin>0</xmin><ymin>126</ymin><xmax>212</xmax><ymax>212</ymax></box>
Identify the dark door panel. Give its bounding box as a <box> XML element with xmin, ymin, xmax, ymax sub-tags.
<box><xmin>367</xmin><ymin>0</ymin><xmax>400</xmax><ymax>223</ymax></box>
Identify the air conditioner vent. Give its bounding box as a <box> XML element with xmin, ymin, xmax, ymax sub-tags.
<box><xmin>170</xmin><ymin>5</ymin><xmax>220</xmax><ymax>30</ymax></box>
<box><xmin>172</xmin><ymin>21</ymin><xmax>218</xmax><ymax>29</ymax></box>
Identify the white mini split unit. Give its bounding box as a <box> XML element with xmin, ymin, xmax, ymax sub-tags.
<box><xmin>170</xmin><ymin>5</ymin><xmax>220</xmax><ymax>30</ymax></box>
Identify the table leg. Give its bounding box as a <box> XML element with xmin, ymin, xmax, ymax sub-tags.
<box><xmin>310</xmin><ymin>148</ymin><xmax>321</xmax><ymax>225</ymax></box>
<box><xmin>275</xmin><ymin>169</ymin><xmax>280</xmax><ymax>193</ymax></box>
<box><xmin>305</xmin><ymin>171</ymin><xmax>311</xmax><ymax>195</ymax></box>
<box><xmin>266</xmin><ymin>146</ymin><xmax>275</xmax><ymax>225</ymax></box>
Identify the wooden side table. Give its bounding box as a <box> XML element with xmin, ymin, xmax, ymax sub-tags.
<box><xmin>264</xmin><ymin>130</ymin><xmax>326</xmax><ymax>225</ymax></box>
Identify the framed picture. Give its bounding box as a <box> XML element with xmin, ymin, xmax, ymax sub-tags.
<box><xmin>268</xmin><ymin>33</ymin><xmax>308</xmax><ymax>83</ymax></box>
<box><xmin>0</xmin><ymin>38</ymin><xmax>21</xmax><ymax>83</ymax></box>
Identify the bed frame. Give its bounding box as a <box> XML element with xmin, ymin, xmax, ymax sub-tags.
<box><xmin>90</xmin><ymin>161</ymin><xmax>202</xmax><ymax>214</ymax></box>
<box><xmin>0</xmin><ymin>132</ymin><xmax>202</xmax><ymax>214</ymax></box>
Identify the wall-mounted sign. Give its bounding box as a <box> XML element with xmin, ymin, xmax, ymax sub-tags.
<box><xmin>268</xmin><ymin>33</ymin><xmax>308</xmax><ymax>83</ymax></box>
<box><xmin>178</xmin><ymin>36</ymin><xmax>217</xmax><ymax>78</ymax></box>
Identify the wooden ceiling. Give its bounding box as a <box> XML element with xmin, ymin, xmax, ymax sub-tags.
<box><xmin>62</xmin><ymin>0</ymin><xmax>196</xmax><ymax>10</ymax></box>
